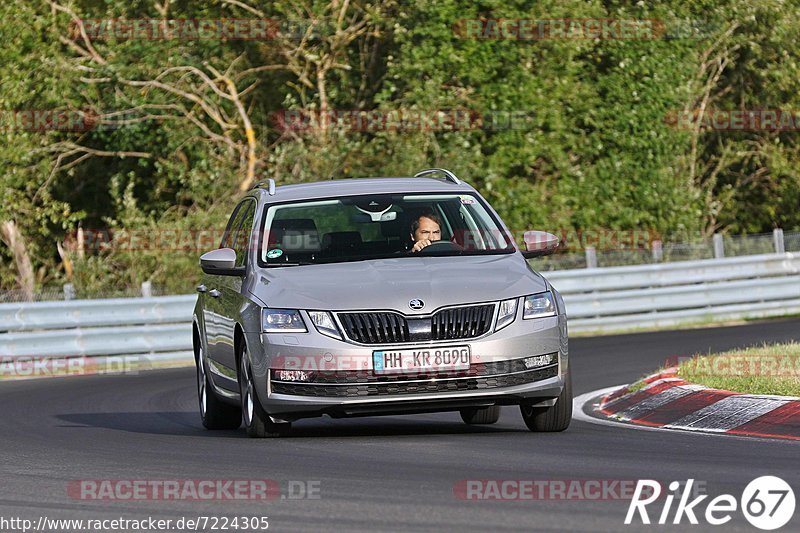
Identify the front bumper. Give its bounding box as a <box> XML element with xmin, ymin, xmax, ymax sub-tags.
<box><xmin>248</xmin><ymin>313</ymin><xmax>568</xmax><ymax>420</ymax></box>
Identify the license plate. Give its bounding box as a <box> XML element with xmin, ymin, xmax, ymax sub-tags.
<box><xmin>373</xmin><ymin>346</ymin><xmax>470</xmax><ymax>374</ymax></box>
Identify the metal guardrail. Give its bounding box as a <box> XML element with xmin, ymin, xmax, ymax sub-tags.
<box><xmin>0</xmin><ymin>295</ymin><xmax>195</xmax><ymax>364</ymax></box>
<box><xmin>545</xmin><ymin>252</ymin><xmax>800</xmax><ymax>292</ymax></box>
<box><xmin>548</xmin><ymin>252</ymin><xmax>800</xmax><ymax>332</ymax></box>
<box><xmin>0</xmin><ymin>295</ymin><xmax>195</xmax><ymax>333</ymax></box>
<box><xmin>1</xmin><ymin>252</ymin><xmax>799</xmax><ymax>363</ymax></box>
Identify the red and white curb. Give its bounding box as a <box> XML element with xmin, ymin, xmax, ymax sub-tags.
<box><xmin>594</xmin><ymin>368</ymin><xmax>800</xmax><ymax>441</ymax></box>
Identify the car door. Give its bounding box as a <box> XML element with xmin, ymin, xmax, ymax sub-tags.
<box><xmin>213</xmin><ymin>198</ymin><xmax>256</xmax><ymax>380</ymax></box>
<box><xmin>203</xmin><ymin>200</ymin><xmax>251</xmax><ymax>377</ymax></box>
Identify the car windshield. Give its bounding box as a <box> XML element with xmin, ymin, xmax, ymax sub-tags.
<box><xmin>259</xmin><ymin>193</ymin><xmax>516</xmax><ymax>266</ymax></box>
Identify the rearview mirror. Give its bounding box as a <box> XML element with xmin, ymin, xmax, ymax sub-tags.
<box><xmin>200</xmin><ymin>248</ymin><xmax>244</xmax><ymax>276</ymax></box>
<box><xmin>521</xmin><ymin>231</ymin><xmax>560</xmax><ymax>259</ymax></box>
<box><xmin>351</xmin><ymin>211</ymin><xmax>397</xmax><ymax>223</ymax></box>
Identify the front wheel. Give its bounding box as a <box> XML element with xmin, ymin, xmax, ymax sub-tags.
<box><xmin>239</xmin><ymin>345</ymin><xmax>291</xmax><ymax>438</ymax></box>
<box><xmin>196</xmin><ymin>347</ymin><xmax>241</xmax><ymax>430</ymax></box>
<box><xmin>520</xmin><ymin>372</ymin><xmax>572</xmax><ymax>432</ymax></box>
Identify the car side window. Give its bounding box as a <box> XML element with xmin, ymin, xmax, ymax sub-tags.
<box><xmin>232</xmin><ymin>201</ymin><xmax>256</xmax><ymax>267</ymax></box>
<box><xmin>220</xmin><ymin>202</ymin><xmax>248</xmax><ymax>249</ymax></box>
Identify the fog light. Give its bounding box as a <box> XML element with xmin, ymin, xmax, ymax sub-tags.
<box><xmin>523</xmin><ymin>353</ymin><xmax>557</xmax><ymax>369</ymax></box>
<box><xmin>272</xmin><ymin>369</ymin><xmax>313</xmax><ymax>382</ymax></box>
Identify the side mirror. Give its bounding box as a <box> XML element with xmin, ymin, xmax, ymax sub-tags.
<box><xmin>200</xmin><ymin>248</ymin><xmax>245</xmax><ymax>276</ymax></box>
<box><xmin>521</xmin><ymin>231</ymin><xmax>560</xmax><ymax>258</ymax></box>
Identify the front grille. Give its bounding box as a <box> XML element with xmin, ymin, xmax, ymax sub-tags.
<box><xmin>337</xmin><ymin>303</ymin><xmax>495</xmax><ymax>344</ymax></box>
<box><xmin>271</xmin><ymin>365</ymin><xmax>558</xmax><ymax>398</ymax></box>
<box><xmin>431</xmin><ymin>304</ymin><xmax>494</xmax><ymax>340</ymax></box>
<box><xmin>338</xmin><ymin>312</ymin><xmax>410</xmax><ymax>344</ymax></box>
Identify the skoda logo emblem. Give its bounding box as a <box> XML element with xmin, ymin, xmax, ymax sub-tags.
<box><xmin>408</xmin><ymin>299</ymin><xmax>425</xmax><ymax>310</ymax></box>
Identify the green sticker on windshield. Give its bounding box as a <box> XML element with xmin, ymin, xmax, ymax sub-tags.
<box><xmin>266</xmin><ymin>249</ymin><xmax>283</xmax><ymax>259</ymax></box>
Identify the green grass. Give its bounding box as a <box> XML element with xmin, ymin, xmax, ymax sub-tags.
<box><xmin>622</xmin><ymin>343</ymin><xmax>800</xmax><ymax>397</ymax></box>
<box><xmin>624</xmin><ymin>379</ymin><xmax>649</xmax><ymax>394</ymax></box>
<box><xmin>675</xmin><ymin>343</ymin><xmax>800</xmax><ymax>396</ymax></box>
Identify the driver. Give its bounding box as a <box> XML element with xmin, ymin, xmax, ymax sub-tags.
<box><xmin>410</xmin><ymin>211</ymin><xmax>442</xmax><ymax>252</ymax></box>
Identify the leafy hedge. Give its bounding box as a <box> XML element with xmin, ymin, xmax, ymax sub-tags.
<box><xmin>1</xmin><ymin>0</ymin><xmax>798</xmax><ymax>296</ymax></box>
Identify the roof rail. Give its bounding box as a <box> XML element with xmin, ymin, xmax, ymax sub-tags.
<box><xmin>414</xmin><ymin>168</ymin><xmax>462</xmax><ymax>185</ymax></box>
<box><xmin>252</xmin><ymin>179</ymin><xmax>276</xmax><ymax>195</ymax></box>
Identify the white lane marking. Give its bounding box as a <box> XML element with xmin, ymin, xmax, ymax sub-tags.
<box><xmin>573</xmin><ymin>386</ymin><xmax>796</xmax><ymax>444</ymax></box>
<box><xmin>665</xmin><ymin>395</ymin><xmax>790</xmax><ymax>432</ymax></box>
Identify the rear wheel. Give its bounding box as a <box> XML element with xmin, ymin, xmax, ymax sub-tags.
<box><xmin>520</xmin><ymin>372</ymin><xmax>572</xmax><ymax>432</ymax></box>
<box><xmin>239</xmin><ymin>345</ymin><xmax>291</xmax><ymax>438</ymax></box>
<box><xmin>196</xmin><ymin>347</ymin><xmax>241</xmax><ymax>430</ymax></box>
<box><xmin>460</xmin><ymin>406</ymin><xmax>501</xmax><ymax>425</ymax></box>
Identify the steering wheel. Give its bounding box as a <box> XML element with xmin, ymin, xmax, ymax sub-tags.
<box><xmin>414</xmin><ymin>240</ymin><xmax>463</xmax><ymax>254</ymax></box>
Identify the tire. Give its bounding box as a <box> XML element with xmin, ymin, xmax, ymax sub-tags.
<box><xmin>239</xmin><ymin>344</ymin><xmax>291</xmax><ymax>438</ymax></box>
<box><xmin>520</xmin><ymin>372</ymin><xmax>572</xmax><ymax>432</ymax></box>
<box><xmin>196</xmin><ymin>346</ymin><xmax>241</xmax><ymax>430</ymax></box>
<box><xmin>460</xmin><ymin>406</ymin><xmax>501</xmax><ymax>425</ymax></box>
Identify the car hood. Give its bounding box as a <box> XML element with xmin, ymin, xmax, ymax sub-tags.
<box><xmin>251</xmin><ymin>254</ymin><xmax>547</xmax><ymax>313</ymax></box>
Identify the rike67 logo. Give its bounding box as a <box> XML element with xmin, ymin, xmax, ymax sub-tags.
<box><xmin>626</xmin><ymin>477</ymin><xmax>795</xmax><ymax>530</ymax></box>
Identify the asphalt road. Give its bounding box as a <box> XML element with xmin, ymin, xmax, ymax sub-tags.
<box><xmin>1</xmin><ymin>319</ymin><xmax>799</xmax><ymax>532</ymax></box>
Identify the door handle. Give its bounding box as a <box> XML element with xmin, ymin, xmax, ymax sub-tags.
<box><xmin>196</xmin><ymin>284</ymin><xmax>207</xmax><ymax>293</ymax></box>
<box><xmin>209</xmin><ymin>289</ymin><xmax>221</xmax><ymax>298</ymax></box>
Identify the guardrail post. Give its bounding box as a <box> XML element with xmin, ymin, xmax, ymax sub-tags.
<box><xmin>141</xmin><ymin>281</ymin><xmax>152</xmax><ymax>298</ymax></box>
<box><xmin>712</xmin><ymin>234</ymin><xmax>724</xmax><ymax>259</ymax></box>
<box><xmin>63</xmin><ymin>283</ymin><xmax>75</xmax><ymax>301</ymax></box>
<box><xmin>773</xmin><ymin>228</ymin><xmax>785</xmax><ymax>254</ymax></box>
<box><xmin>651</xmin><ymin>240</ymin><xmax>663</xmax><ymax>262</ymax></box>
<box><xmin>585</xmin><ymin>246</ymin><xmax>597</xmax><ymax>269</ymax></box>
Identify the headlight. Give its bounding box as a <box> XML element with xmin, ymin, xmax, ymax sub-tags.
<box><xmin>495</xmin><ymin>298</ymin><xmax>518</xmax><ymax>331</ymax></box>
<box><xmin>262</xmin><ymin>309</ymin><xmax>306</xmax><ymax>333</ymax></box>
<box><xmin>523</xmin><ymin>291</ymin><xmax>556</xmax><ymax>319</ymax></box>
<box><xmin>308</xmin><ymin>311</ymin><xmax>342</xmax><ymax>339</ymax></box>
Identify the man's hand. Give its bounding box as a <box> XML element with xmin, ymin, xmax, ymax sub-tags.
<box><xmin>411</xmin><ymin>239</ymin><xmax>433</xmax><ymax>252</ymax></box>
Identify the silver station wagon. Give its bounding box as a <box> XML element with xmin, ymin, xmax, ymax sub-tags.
<box><xmin>193</xmin><ymin>168</ymin><xmax>570</xmax><ymax>437</ymax></box>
